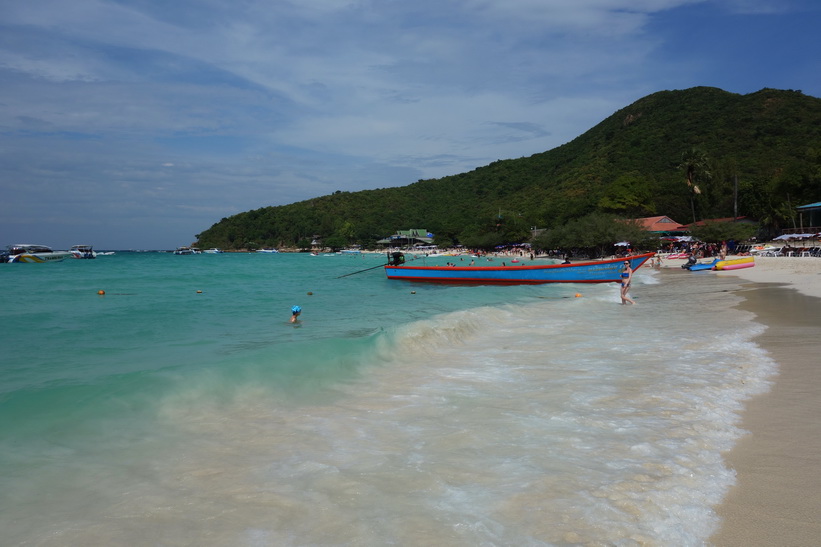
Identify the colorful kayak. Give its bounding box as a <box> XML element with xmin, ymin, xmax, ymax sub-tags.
<box><xmin>714</xmin><ymin>256</ymin><xmax>755</xmax><ymax>270</ymax></box>
<box><xmin>384</xmin><ymin>252</ymin><xmax>655</xmax><ymax>285</ymax></box>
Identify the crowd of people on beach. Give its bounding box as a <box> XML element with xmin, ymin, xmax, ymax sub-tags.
<box><xmin>660</xmin><ymin>240</ymin><xmax>732</xmax><ymax>258</ymax></box>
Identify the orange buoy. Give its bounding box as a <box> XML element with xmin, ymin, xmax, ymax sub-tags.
<box><xmin>97</xmin><ymin>290</ymin><xmax>105</xmax><ymax>295</ymax></box>
<box><xmin>575</xmin><ymin>293</ymin><xmax>582</xmax><ymax>298</ymax></box>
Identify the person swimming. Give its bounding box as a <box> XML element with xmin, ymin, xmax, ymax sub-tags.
<box><xmin>290</xmin><ymin>305</ymin><xmax>301</xmax><ymax>323</ymax></box>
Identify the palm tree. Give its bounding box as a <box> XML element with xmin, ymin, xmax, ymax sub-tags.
<box><xmin>678</xmin><ymin>148</ymin><xmax>711</xmax><ymax>223</ymax></box>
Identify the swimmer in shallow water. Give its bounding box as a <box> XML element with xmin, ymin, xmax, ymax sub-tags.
<box><xmin>290</xmin><ymin>305</ymin><xmax>301</xmax><ymax>323</ymax></box>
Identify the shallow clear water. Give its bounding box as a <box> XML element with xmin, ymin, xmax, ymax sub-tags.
<box><xmin>0</xmin><ymin>253</ymin><xmax>774</xmax><ymax>545</ymax></box>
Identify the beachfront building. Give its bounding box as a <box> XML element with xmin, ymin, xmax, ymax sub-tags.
<box><xmin>794</xmin><ymin>202</ymin><xmax>821</xmax><ymax>234</ymax></box>
<box><xmin>631</xmin><ymin>216</ymin><xmax>688</xmax><ymax>235</ymax></box>
<box><xmin>377</xmin><ymin>229</ymin><xmax>435</xmax><ymax>249</ymax></box>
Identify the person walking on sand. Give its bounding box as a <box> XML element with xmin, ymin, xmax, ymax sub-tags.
<box><xmin>620</xmin><ymin>261</ymin><xmax>635</xmax><ymax>305</ymax></box>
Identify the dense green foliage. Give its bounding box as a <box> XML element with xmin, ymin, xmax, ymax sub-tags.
<box><xmin>532</xmin><ymin>214</ymin><xmax>659</xmax><ymax>258</ymax></box>
<box><xmin>688</xmin><ymin>221</ymin><xmax>758</xmax><ymax>244</ymax></box>
<box><xmin>195</xmin><ymin>87</ymin><xmax>821</xmax><ymax>250</ymax></box>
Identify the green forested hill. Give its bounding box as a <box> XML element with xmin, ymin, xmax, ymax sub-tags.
<box><xmin>195</xmin><ymin>87</ymin><xmax>821</xmax><ymax>250</ymax></box>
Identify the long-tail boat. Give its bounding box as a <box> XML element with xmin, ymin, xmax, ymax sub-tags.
<box><xmin>384</xmin><ymin>252</ymin><xmax>655</xmax><ymax>284</ymax></box>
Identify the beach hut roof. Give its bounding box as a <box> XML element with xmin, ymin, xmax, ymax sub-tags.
<box><xmin>631</xmin><ymin>216</ymin><xmax>688</xmax><ymax>233</ymax></box>
<box><xmin>682</xmin><ymin>216</ymin><xmax>753</xmax><ymax>228</ymax></box>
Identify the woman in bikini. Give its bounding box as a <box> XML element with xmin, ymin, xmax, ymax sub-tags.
<box><xmin>620</xmin><ymin>261</ymin><xmax>635</xmax><ymax>305</ymax></box>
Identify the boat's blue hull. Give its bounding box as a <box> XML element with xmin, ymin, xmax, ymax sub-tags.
<box><xmin>385</xmin><ymin>253</ymin><xmax>655</xmax><ymax>284</ymax></box>
<box><xmin>686</xmin><ymin>261</ymin><xmax>717</xmax><ymax>271</ymax></box>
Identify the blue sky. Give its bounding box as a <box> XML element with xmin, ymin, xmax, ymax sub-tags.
<box><xmin>1</xmin><ymin>0</ymin><xmax>819</xmax><ymax>249</ymax></box>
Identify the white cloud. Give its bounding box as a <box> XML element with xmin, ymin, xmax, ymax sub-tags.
<box><xmin>0</xmin><ymin>0</ymin><xmax>817</xmax><ymax>248</ymax></box>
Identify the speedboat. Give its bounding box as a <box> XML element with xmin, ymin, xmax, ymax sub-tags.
<box><xmin>70</xmin><ymin>244</ymin><xmax>96</xmax><ymax>259</ymax></box>
<box><xmin>256</xmin><ymin>248</ymin><xmax>279</xmax><ymax>253</ymax></box>
<box><xmin>5</xmin><ymin>244</ymin><xmax>73</xmax><ymax>263</ymax></box>
<box><xmin>203</xmin><ymin>248</ymin><xmax>224</xmax><ymax>254</ymax></box>
<box><xmin>174</xmin><ymin>246</ymin><xmax>202</xmax><ymax>255</ymax></box>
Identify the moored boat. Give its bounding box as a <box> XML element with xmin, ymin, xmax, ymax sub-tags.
<box><xmin>203</xmin><ymin>248</ymin><xmax>224</xmax><ymax>254</ymax></box>
<box><xmin>385</xmin><ymin>252</ymin><xmax>655</xmax><ymax>284</ymax></box>
<box><xmin>5</xmin><ymin>244</ymin><xmax>73</xmax><ymax>263</ymax></box>
<box><xmin>70</xmin><ymin>244</ymin><xmax>96</xmax><ymax>259</ymax></box>
<box><xmin>174</xmin><ymin>246</ymin><xmax>202</xmax><ymax>255</ymax></box>
<box><xmin>256</xmin><ymin>248</ymin><xmax>279</xmax><ymax>253</ymax></box>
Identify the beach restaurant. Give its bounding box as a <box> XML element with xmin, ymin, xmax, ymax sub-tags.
<box><xmin>792</xmin><ymin>201</ymin><xmax>821</xmax><ymax>234</ymax></box>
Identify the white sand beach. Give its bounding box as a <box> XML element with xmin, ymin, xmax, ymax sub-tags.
<box><xmin>704</xmin><ymin>256</ymin><xmax>821</xmax><ymax>545</ymax></box>
<box><xmin>716</xmin><ymin>255</ymin><xmax>821</xmax><ymax>298</ymax></box>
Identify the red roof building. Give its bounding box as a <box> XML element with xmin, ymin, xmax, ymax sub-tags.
<box><xmin>632</xmin><ymin>216</ymin><xmax>688</xmax><ymax>233</ymax></box>
<box><xmin>682</xmin><ymin>216</ymin><xmax>752</xmax><ymax>229</ymax></box>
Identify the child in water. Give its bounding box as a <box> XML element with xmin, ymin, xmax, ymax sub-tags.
<box><xmin>290</xmin><ymin>305</ymin><xmax>301</xmax><ymax>323</ymax></box>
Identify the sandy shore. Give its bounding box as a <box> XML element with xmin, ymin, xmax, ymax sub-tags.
<box><xmin>714</xmin><ymin>255</ymin><xmax>821</xmax><ymax>299</ymax></box>
<box><xmin>678</xmin><ymin>256</ymin><xmax>821</xmax><ymax>545</ymax></box>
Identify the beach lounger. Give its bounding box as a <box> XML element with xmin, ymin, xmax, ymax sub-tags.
<box><xmin>760</xmin><ymin>247</ymin><xmax>783</xmax><ymax>257</ymax></box>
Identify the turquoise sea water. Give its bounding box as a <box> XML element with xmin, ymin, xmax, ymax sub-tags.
<box><xmin>0</xmin><ymin>252</ymin><xmax>775</xmax><ymax>545</ymax></box>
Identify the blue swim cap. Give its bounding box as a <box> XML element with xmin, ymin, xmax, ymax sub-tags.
<box><xmin>291</xmin><ymin>305</ymin><xmax>301</xmax><ymax>313</ymax></box>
